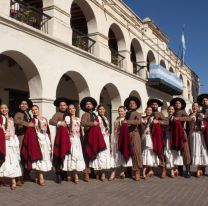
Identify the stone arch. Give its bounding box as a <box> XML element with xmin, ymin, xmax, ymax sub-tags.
<box><xmin>160</xmin><ymin>59</ymin><xmax>166</xmax><ymax>68</ymax></box>
<box><xmin>56</xmin><ymin>71</ymin><xmax>90</xmax><ymax>116</ymax></box>
<box><xmin>0</xmin><ymin>50</ymin><xmax>43</xmax><ymax>115</ymax></box>
<box><xmin>130</xmin><ymin>38</ymin><xmax>145</xmax><ymax>77</ymax></box>
<box><xmin>108</xmin><ymin>23</ymin><xmax>126</xmax><ymax>67</ymax></box>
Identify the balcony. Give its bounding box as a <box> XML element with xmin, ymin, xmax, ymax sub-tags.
<box><xmin>72</xmin><ymin>29</ymin><xmax>96</xmax><ymax>54</ymax></box>
<box><xmin>147</xmin><ymin>64</ymin><xmax>183</xmax><ymax>95</ymax></box>
<box><xmin>110</xmin><ymin>48</ymin><xmax>125</xmax><ymax>68</ymax></box>
<box><xmin>10</xmin><ymin>0</ymin><xmax>51</xmax><ymax>33</ymax></box>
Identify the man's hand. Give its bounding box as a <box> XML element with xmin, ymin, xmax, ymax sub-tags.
<box><xmin>60</xmin><ymin>121</ymin><xmax>67</xmax><ymax>127</ymax></box>
<box><xmin>28</xmin><ymin>122</ymin><xmax>35</xmax><ymax>127</ymax></box>
<box><xmin>93</xmin><ymin>121</ymin><xmax>99</xmax><ymax>126</ymax></box>
<box><xmin>153</xmin><ymin>119</ymin><xmax>159</xmax><ymax>124</ymax></box>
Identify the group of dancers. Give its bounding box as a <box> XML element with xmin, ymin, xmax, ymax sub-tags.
<box><xmin>0</xmin><ymin>93</ymin><xmax>208</xmax><ymax>190</ymax></box>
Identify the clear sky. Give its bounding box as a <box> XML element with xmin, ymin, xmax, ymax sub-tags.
<box><xmin>124</xmin><ymin>0</ymin><xmax>208</xmax><ymax>93</ymax></box>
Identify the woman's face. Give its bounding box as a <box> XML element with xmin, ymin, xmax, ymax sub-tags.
<box><xmin>31</xmin><ymin>106</ymin><xmax>39</xmax><ymax>116</ymax></box>
<box><xmin>168</xmin><ymin>106</ymin><xmax>175</xmax><ymax>116</ymax></box>
<box><xmin>68</xmin><ymin>104</ymin><xmax>76</xmax><ymax>115</ymax></box>
<box><xmin>118</xmin><ymin>108</ymin><xmax>126</xmax><ymax>118</ymax></box>
<box><xmin>192</xmin><ymin>103</ymin><xmax>199</xmax><ymax>112</ymax></box>
<box><xmin>145</xmin><ymin>107</ymin><xmax>152</xmax><ymax>116</ymax></box>
<box><xmin>98</xmin><ymin>106</ymin><xmax>105</xmax><ymax>116</ymax></box>
<box><xmin>0</xmin><ymin>104</ymin><xmax>9</xmax><ymax>116</ymax></box>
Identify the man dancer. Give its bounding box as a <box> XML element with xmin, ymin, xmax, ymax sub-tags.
<box><xmin>80</xmin><ymin>97</ymin><xmax>98</xmax><ymax>182</ymax></box>
<box><xmin>49</xmin><ymin>97</ymin><xmax>70</xmax><ymax>183</ymax></box>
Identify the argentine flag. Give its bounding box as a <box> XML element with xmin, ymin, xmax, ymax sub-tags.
<box><xmin>181</xmin><ymin>32</ymin><xmax>186</xmax><ymax>65</ymax></box>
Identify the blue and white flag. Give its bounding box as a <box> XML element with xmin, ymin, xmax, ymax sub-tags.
<box><xmin>181</xmin><ymin>31</ymin><xmax>186</xmax><ymax>65</ymax></box>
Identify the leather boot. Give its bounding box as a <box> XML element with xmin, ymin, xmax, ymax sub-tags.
<box><xmin>178</xmin><ymin>166</ymin><xmax>183</xmax><ymax>176</ymax></box>
<box><xmin>55</xmin><ymin>172</ymin><xmax>62</xmax><ymax>184</ymax></box>
<box><xmin>185</xmin><ymin>165</ymin><xmax>191</xmax><ymax>178</ymax></box>
<box><xmin>135</xmin><ymin>170</ymin><xmax>141</xmax><ymax>181</ymax></box>
<box><xmin>83</xmin><ymin>173</ymin><xmax>90</xmax><ymax>182</ymax></box>
<box><xmin>161</xmin><ymin>167</ymin><xmax>166</xmax><ymax>178</ymax></box>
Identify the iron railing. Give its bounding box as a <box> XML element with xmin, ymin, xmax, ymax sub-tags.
<box><xmin>110</xmin><ymin>48</ymin><xmax>125</xmax><ymax>68</ymax></box>
<box><xmin>72</xmin><ymin>29</ymin><xmax>96</xmax><ymax>54</ymax></box>
<box><xmin>10</xmin><ymin>0</ymin><xmax>51</xmax><ymax>33</ymax></box>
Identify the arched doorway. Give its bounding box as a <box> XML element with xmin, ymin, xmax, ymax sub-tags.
<box><xmin>129</xmin><ymin>90</ymin><xmax>143</xmax><ymax>113</ymax></box>
<box><xmin>56</xmin><ymin>71</ymin><xmax>90</xmax><ymax>116</ymax></box>
<box><xmin>108</xmin><ymin>23</ymin><xmax>126</xmax><ymax>67</ymax></box>
<box><xmin>146</xmin><ymin>50</ymin><xmax>156</xmax><ymax>78</ymax></box>
<box><xmin>160</xmin><ymin>60</ymin><xmax>166</xmax><ymax>69</ymax></box>
<box><xmin>70</xmin><ymin>0</ymin><xmax>97</xmax><ymax>53</ymax></box>
<box><xmin>0</xmin><ymin>51</ymin><xmax>42</xmax><ymax>116</ymax></box>
<box><xmin>99</xmin><ymin>83</ymin><xmax>121</xmax><ymax>131</ymax></box>
<box><xmin>130</xmin><ymin>39</ymin><xmax>144</xmax><ymax>77</ymax></box>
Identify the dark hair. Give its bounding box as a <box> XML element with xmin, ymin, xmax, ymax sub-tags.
<box><xmin>145</xmin><ymin>106</ymin><xmax>152</xmax><ymax>111</ymax></box>
<box><xmin>31</xmin><ymin>105</ymin><xmax>39</xmax><ymax>109</ymax></box>
<box><xmin>167</xmin><ymin>105</ymin><xmax>175</xmax><ymax>110</ymax></box>
<box><xmin>97</xmin><ymin>104</ymin><xmax>105</xmax><ymax>111</ymax></box>
<box><xmin>118</xmin><ymin>106</ymin><xmax>126</xmax><ymax>110</ymax></box>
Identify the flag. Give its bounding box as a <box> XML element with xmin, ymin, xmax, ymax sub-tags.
<box><xmin>181</xmin><ymin>31</ymin><xmax>186</xmax><ymax>65</ymax></box>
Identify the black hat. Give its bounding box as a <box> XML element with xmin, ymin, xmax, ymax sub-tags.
<box><xmin>53</xmin><ymin>97</ymin><xmax>70</xmax><ymax>107</ymax></box>
<box><xmin>197</xmin><ymin>93</ymin><xmax>208</xmax><ymax>106</ymax></box>
<box><xmin>80</xmin><ymin>97</ymin><xmax>97</xmax><ymax>112</ymax></box>
<box><xmin>147</xmin><ymin>98</ymin><xmax>163</xmax><ymax>107</ymax></box>
<box><xmin>18</xmin><ymin>98</ymin><xmax>33</xmax><ymax>110</ymax></box>
<box><xmin>170</xmin><ymin>97</ymin><xmax>186</xmax><ymax>110</ymax></box>
<box><xmin>124</xmin><ymin>96</ymin><xmax>141</xmax><ymax>110</ymax></box>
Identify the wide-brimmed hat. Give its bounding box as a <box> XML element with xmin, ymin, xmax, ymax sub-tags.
<box><xmin>147</xmin><ymin>98</ymin><xmax>163</xmax><ymax>107</ymax></box>
<box><xmin>124</xmin><ymin>96</ymin><xmax>141</xmax><ymax>110</ymax></box>
<box><xmin>18</xmin><ymin>98</ymin><xmax>33</xmax><ymax>110</ymax></box>
<box><xmin>197</xmin><ymin>93</ymin><xmax>208</xmax><ymax>106</ymax></box>
<box><xmin>53</xmin><ymin>97</ymin><xmax>70</xmax><ymax>107</ymax></box>
<box><xmin>80</xmin><ymin>97</ymin><xmax>97</xmax><ymax>112</ymax></box>
<box><xmin>170</xmin><ymin>97</ymin><xmax>186</xmax><ymax>110</ymax></box>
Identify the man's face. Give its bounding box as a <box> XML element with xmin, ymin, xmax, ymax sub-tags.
<box><xmin>202</xmin><ymin>98</ymin><xmax>208</xmax><ymax>106</ymax></box>
<box><xmin>58</xmin><ymin>102</ymin><xmax>67</xmax><ymax>112</ymax></box>
<box><xmin>19</xmin><ymin>101</ymin><xmax>29</xmax><ymax>111</ymax></box>
<box><xmin>175</xmin><ymin>101</ymin><xmax>182</xmax><ymax>110</ymax></box>
<box><xmin>151</xmin><ymin>102</ymin><xmax>159</xmax><ymax>111</ymax></box>
<box><xmin>85</xmin><ymin>102</ymin><xmax>93</xmax><ymax>111</ymax></box>
<box><xmin>129</xmin><ymin>100</ymin><xmax>137</xmax><ymax>110</ymax></box>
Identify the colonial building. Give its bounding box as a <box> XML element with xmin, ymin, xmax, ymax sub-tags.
<box><xmin>0</xmin><ymin>0</ymin><xmax>199</xmax><ymax>128</ymax></box>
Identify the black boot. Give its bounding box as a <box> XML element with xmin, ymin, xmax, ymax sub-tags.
<box><xmin>185</xmin><ymin>165</ymin><xmax>191</xmax><ymax>178</ymax></box>
<box><xmin>55</xmin><ymin>172</ymin><xmax>62</xmax><ymax>184</ymax></box>
<box><xmin>178</xmin><ymin>166</ymin><xmax>183</xmax><ymax>176</ymax></box>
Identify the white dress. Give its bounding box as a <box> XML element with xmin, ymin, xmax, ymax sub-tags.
<box><xmin>189</xmin><ymin>114</ymin><xmax>208</xmax><ymax>166</ymax></box>
<box><xmin>142</xmin><ymin>116</ymin><xmax>159</xmax><ymax>167</ymax></box>
<box><xmin>110</xmin><ymin>117</ymin><xmax>132</xmax><ymax>168</ymax></box>
<box><xmin>0</xmin><ymin>116</ymin><xmax>22</xmax><ymax>178</ymax></box>
<box><xmin>32</xmin><ymin>117</ymin><xmax>52</xmax><ymax>172</ymax></box>
<box><xmin>90</xmin><ymin>116</ymin><xmax>111</xmax><ymax>170</ymax></box>
<box><xmin>62</xmin><ymin>117</ymin><xmax>85</xmax><ymax>172</ymax></box>
<box><xmin>164</xmin><ymin>117</ymin><xmax>183</xmax><ymax>168</ymax></box>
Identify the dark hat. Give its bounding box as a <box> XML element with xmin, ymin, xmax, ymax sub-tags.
<box><xmin>18</xmin><ymin>98</ymin><xmax>33</xmax><ymax>110</ymax></box>
<box><xmin>124</xmin><ymin>96</ymin><xmax>141</xmax><ymax>110</ymax></box>
<box><xmin>197</xmin><ymin>93</ymin><xmax>208</xmax><ymax>106</ymax></box>
<box><xmin>147</xmin><ymin>98</ymin><xmax>163</xmax><ymax>107</ymax></box>
<box><xmin>53</xmin><ymin>97</ymin><xmax>70</xmax><ymax>107</ymax></box>
<box><xmin>170</xmin><ymin>97</ymin><xmax>186</xmax><ymax>110</ymax></box>
<box><xmin>80</xmin><ymin>97</ymin><xmax>97</xmax><ymax>112</ymax></box>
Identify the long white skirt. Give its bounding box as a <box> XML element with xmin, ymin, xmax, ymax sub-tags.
<box><xmin>142</xmin><ymin>134</ymin><xmax>159</xmax><ymax>167</ymax></box>
<box><xmin>0</xmin><ymin>135</ymin><xmax>22</xmax><ymax>178</ymax></box>
<box><xmin>90</xmin><ymin>134</ymin><xmax>111</xmax><ymax>170</ymax></box>
<box><xmin>164</xmin><ymin>133</ymin><xmax>183</xmax><ymax>168</ymax></box>
<box><xmin>190</xmin><ymin>131</ymin><xmax>208</xmax><ymax>166</ymax></box>
<box><xmin>62</xmin><ymin>136</ymin><xmax>85</xmax><ymax>172</ymax></box>
<box><xmin>32</xmin><ymin>132</ymin><xmax>52</xmax><ymax>172</ymax></box>
<box><xmin>110</xmin><ymin>135</ymin><xmax>132</xmax><ymax>168</ymax></box>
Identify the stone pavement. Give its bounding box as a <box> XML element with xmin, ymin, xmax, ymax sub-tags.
<box><xmin>0</xmin><ymin>171</ymin><xmax>208</xmax><ymax>206</ymax></box>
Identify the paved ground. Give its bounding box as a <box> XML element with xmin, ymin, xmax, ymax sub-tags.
<box><xmin>0</xmin><ymin>170</ymin><xmax>208</xmax><ymax>206</ymax></box>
